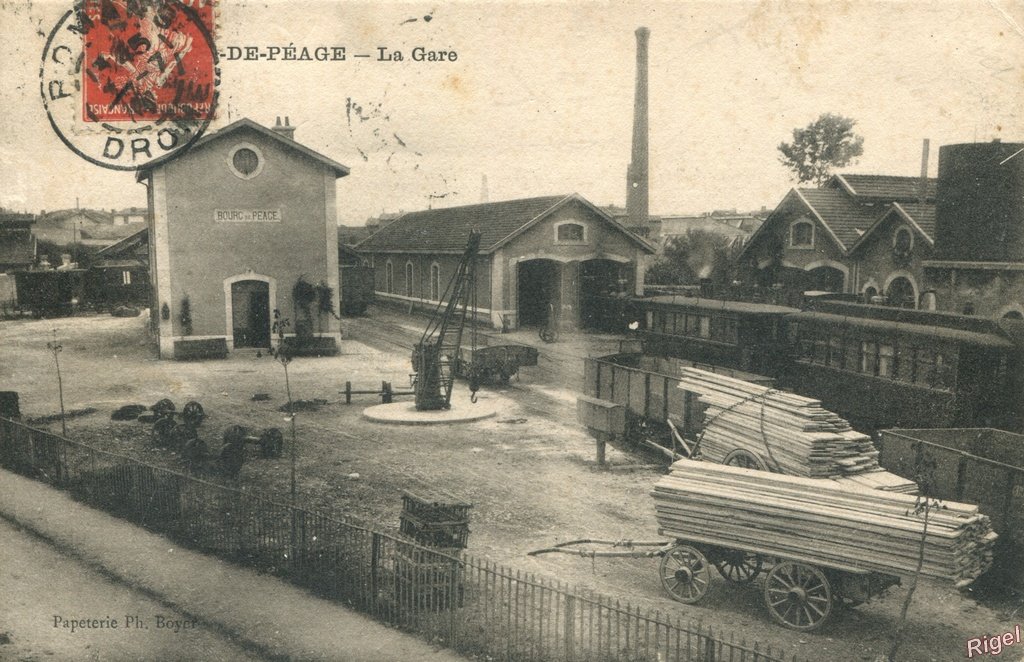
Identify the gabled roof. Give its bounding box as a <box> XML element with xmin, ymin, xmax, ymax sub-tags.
<box><xmin>37</xmin><ymin>209</ymin><xmax>112</xmax><ymax>226</ymax></box>
<box><xmin>96</xmin><ymin>227</ymin><xmax>148</xmax><ymax>258</ymax></box>
<box><xmin>849</xmin><ymin>201</ymin><xmax>936</xmax><ymax>254</ymax></box>
<box><xmin>137</xmin><ymin>118</ymin><xmax>349</xmax><ymax>179</ymax></box>
<box><xmin>830</xmin><ymin>174</ymin><xmax>938</xmax><ymax>202</ymax></box>
<box><xmin>356</xmin><ymin>194</ymin><xmax>656</xmax><ymax>255</ymax></box>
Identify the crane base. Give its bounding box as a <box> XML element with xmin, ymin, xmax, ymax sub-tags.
<box><xmin>362</xmin><ymin>393</ymin><xmax>501</xmax><ymax>425</ymax></box>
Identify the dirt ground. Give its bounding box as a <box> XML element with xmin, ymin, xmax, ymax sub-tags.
<box><xmin>3</xmin><ymin>310</ymin><xmax>1022</xmax><ymax>662</ymax></box>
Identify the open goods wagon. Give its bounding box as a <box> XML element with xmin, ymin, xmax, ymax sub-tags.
<box><xmin>879</xmin><ymin>428</ymin><xmax>1024</xmax><ymax>589</ymax></box>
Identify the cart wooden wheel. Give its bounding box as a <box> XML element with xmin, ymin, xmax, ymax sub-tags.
<box><xmin>712</xmin><ymin>549</ymin><xmax>764</xmax><ymax>584</ymax></box>
<box><xmin>182</xmin><ymin>437</ymin><xmax>208</xmax><ymax>462</ymax></box>
<box><xmin>659</xmin><ymin>544</ymin><xmax>712</xmax><ymax>604</ymax></box>
<box><xmin>723</xmin><ymin>449</ymin><xmax>767</xmax><ymax>471</ymax></box>
<box><xmin>170</xmin><ymin>422</ymin><xmax>198</xmax><ymax>449</ymax></box>
<box><xmin>259</xmin><ymin>428</ymin><xmax>284</xmax><ymax>458</ymax></box>
<box><xmin>182</xmin><ymin>401</ymin><xmax>205</xmax><ymax>427</ymax></box>
<box><xmin>152</xmin><ymin>417</ymin><xmax>176</xmax><ymax>443</ymax></box>
<box><xmin>764</xmin><ymin>561</ymin><xmax>833</xmax><ymax>631</ymax></box>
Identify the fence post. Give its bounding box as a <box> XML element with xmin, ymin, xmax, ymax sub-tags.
<box><xmin>564</xmin><ymin>593</ymin><xmax>576</xmax><ymax>661</ymax></box>
<box><xmin>370</xmin><ymin>532</ymin><xmax>381</xmax><ymax>613</ymax></box>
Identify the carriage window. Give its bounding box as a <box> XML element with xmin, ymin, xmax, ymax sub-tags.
<box><xmin>931</xmin><ymin>352</ymin><xmax>954</xmax><ymax>390</ymax></box>
<box><xmin>698</xmin><ymin>315</ymin><xmax>711</xmax><ymax>339</ymax></box>
<box><xmin>813</xmin><ymin>336</ymin><xmax>828</xmax><ymax>364</ymax></box>
<box><xmin>715</xmin><ymin>317</ymin><xmax>739</xmax><ymax>345</ymax></box>
<box><xmin>645</xmin><ymin>311</ymin><xmax>653</xmax><ymax>329</ymax></box>
<box><xmin>860</xmin><ymin>341</ymin><xmax>878</xmax><ymax>375</ymax></box>
<box><xmin>673</xmin><ymin>313</ymin><xmax>684</xmax><ymax>334</ymax></box>
<box><xmin>799</xmin><ymin>333</ymin><xmax>815</xmax><ymax>361</ymax></box>
<box><xmin>828</xmin><ymin>337</ymin><xmax>844</xmax><ymax>367</ymax></box>
<box><xmin>915</xmin><ymin>350</ymin><xmax>934</xmax><ymax>386</ymax></box>
<box><xmin>878</xmin><ymin>343</ymin><xmax>894</xmax><ymax>378</ymax></box>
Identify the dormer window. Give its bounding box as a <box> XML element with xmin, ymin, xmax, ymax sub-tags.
<box><xmin>790</xmin><ymin>220</ymin><xmax>814</xmax><ymax>248</ymax></box>
<box><xmin>555</xmin><ymin>221</ymin><xmax>587</xmax><ymax>244</ymax></box>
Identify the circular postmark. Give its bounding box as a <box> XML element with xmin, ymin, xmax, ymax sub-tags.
<box><xmin>40</xmin><ymin>0</ymin><xmax>220</xmax><ymax>171</ymax></box>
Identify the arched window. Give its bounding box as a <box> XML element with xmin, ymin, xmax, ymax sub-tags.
<box><xmin>893</xmin><ymin>226</ymin><xmax>913</xmax><ymax>254</ymax></box>
<box><xmin>385</xmin><ymin>260</ymin><xmax>393</xmax><ymax>294</ymax></box>
<box><xmin>1003</xmin><ymin>310</ymin><xmax>1023</xmax><ymax>320</ymax></box>
<box><xmin>790</xmin><ymin>221</ymin><xmax>814</xmax><ymax>248</ymax></box>
<box><xmin>863</xmin><ymin>286</ymin><xmax>878</xmax><ymax>302</ymax></box>
<box><xmin>405</xmin><ymin>261</ymin><xmax>414</xmax><ymax>297</ymax></box>
<box><xmin>555</xmin><ymin>221</ymin><xmax>586</xmax><ymax>244</ymax></box>
<box><xmin>886</xmin><ymin>277</ymin><xmax>916</xmax><ymax>308</ymax></box>
<box><xmin>430</xmin><ymin>263</ymin><xmax>441</xmax><ymax>301</ymax></box>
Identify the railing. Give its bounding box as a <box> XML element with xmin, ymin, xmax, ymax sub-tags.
<box><xmin>0</xmin><ymin>417</ymin><xmax>799</xmax><ymax>662</ymax></box>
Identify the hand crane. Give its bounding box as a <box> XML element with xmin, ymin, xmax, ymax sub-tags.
<box><xmin>411</xmin><ymin>230</ymin><xmax>481</xmax><ymax>410</ymax></box>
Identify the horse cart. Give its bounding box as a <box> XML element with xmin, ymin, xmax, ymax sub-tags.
<box><xmin>530</xmin><ymin>537</ymin><xmax>900</xmax><ymax>631</ymax></box>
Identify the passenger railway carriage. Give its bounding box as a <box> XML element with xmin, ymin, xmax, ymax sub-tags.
<box><xmin>788</xmin><ymin>300</ymin><xmax>1022</xmax><ymax>432</ymax></box>
<box><xmin>635</xmin><ymin>296</ymin><xmax>1024</xmax><ymax>433</ymax></box>
<box><xmin>639</xmin><ymin>296</ymin><xmax>795</xmax><ymax>378</ymax></box>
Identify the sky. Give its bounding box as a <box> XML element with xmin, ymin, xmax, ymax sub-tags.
<box><xmin>1</xmin><ymin>0</ymin><xmax>1023</xmax><ymax>225</ymax></box>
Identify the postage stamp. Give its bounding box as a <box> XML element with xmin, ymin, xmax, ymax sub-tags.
<box><xmin>40</xmin><ymin>0</ymin><xmax>219</xmax><ymax>171</ymax></box>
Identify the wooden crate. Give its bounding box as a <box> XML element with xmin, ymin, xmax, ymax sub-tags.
<box><xmin>576</xmin><ymin>396</ymin><xmax>626</xmax><ymax>437</ymax></box>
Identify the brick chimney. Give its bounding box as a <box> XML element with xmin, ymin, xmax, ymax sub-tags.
<box><xmin>626</xmin><ymin>27</ymin><xmax>650</xmax><ymax>229</ymax></box>
<box><xmin>272</xmin><ymin>116</ymin><xmax>296</xmax><ymax>140</ymax></box>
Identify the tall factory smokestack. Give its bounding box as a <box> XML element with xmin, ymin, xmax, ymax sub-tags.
<box><xmin>626</xmin><ymin>27</ymin><xmax>650</xmax><ymax>228</ymax></box>
<box><xmin>918</xmin><ymin>139</ymin><xmax>930</xmax><ymax>204</ymax></box>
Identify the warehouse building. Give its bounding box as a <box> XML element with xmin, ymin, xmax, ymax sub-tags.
<box><xmin>138</xmin><ymin>117</ymin><xmax>349</xmax><ymax>359</ymax></box>
<box><xmin>356</xmin><ymin>194</ymin><xmax>655</xmax><ymax>331</ymax></box>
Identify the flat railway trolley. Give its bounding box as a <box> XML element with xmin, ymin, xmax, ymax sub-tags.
<box><xmin>530</xmin><ymin>532</ymin><xmax>900</xmax><ymax>632</ymax></box>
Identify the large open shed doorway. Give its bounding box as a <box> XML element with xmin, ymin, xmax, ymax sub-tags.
<box><xmin>517</xmin><ymin>259</ymin><xmax>560</xmax><ymax>327</ymax></box>
<box><xmin>231</xmin><ymin>280</ymin><xmax>271</xmax><ymax>348</ymax></box>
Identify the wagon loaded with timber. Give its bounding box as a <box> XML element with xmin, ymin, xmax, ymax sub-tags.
<box><xmin>532</xmin><ymin>460</ymin><xmax>996</xmax><ymax>631</ymax></box>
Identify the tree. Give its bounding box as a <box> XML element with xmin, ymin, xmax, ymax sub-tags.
<box><xmin>778</xmin><ymin>113</ymin><xmax>864</xmax><ymax>186</ymax></box>
<box><xmin>645</xmin><ymin>229</ymin><xmax>733</xmax><ymax>287</ymax></box>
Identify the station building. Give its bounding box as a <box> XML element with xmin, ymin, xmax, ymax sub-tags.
<box><xmin>737</xmin><ymin>174</ymin><xmax>937</xmax><ymax>306</ymax></box>
<box><xmin>356</xmin><ymin>194</ymin><xmax>655</xmax><ymax>331</ymax></box>
<box><xmin>138</xmin><ymin>117</ymin><xmax>349</xmax><ymax>359</ymax></box>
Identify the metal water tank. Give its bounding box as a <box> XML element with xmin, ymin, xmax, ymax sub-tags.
<box><xmin>934</xmin><ymin>141</ymin><xmax>1024</xmax><ymax>261</ymax></box>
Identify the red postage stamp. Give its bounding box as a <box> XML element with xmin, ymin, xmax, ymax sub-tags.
<box><xmin>81</xmin><ymin>0</ymin><xmax>216</xmax><ymax>122</ymax></box>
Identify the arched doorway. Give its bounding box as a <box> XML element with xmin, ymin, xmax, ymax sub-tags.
<box><xmin>806</xmin><ymin>266</ymin><xmax>844</xmax><ymax>293</ymax></box>
<box><xmin>231</xmin><ymin>280</ymin><xmax>271</xmax><ymax>348</ymax></box>
<box><xmin>886</xmin><ymin>277</ymin><xmax>916</xmax><ymax>308</ymax></box>
<box><xmin>517</xmin><ymin>259</ymin><xmax>560</xmax><ymax>327</ymax></box>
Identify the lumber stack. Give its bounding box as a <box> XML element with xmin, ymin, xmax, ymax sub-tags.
<box><xmin>832</xmin><ymin>469</ymin><xmax>918</xmax><ymax>495</ymax></box>
<box><xmin>652</xmin><ymin>459</ymin><xmax>996</xmax><ymax>586</ymax></box>
<box><xmin>679</xmin><ymin>368</ymin><xmax>882</xmax><ymax>478</ymax></box>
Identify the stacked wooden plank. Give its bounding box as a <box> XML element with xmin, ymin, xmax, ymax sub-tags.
<box><xmin>652</xmin><ymin>459</ymin><xmax>996</xmax><ymax>586</ymax></box>
<box><xmin>832</xmin><ymin>469</ymin><xmax>919</xmax><ymax>495</ymax></box>
<box><xmin>679</xmin><ymin>367</ymin><xmax>881</xmax><ymax>478</ymax></box>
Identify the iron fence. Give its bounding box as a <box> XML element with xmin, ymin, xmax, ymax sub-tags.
<box><xmin>0</xmin><ymin>417</ymin><xmax>799</xmax><ymax>662</ymax></box>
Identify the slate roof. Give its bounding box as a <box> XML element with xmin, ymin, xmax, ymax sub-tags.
<box><xmin>793</xmin><ymin>188</ymin><xmax>881</xmax><ymax>250</ymax></box>
<box><xmin>831</xmin><ymin>174</ymin><xmax>938</xmax><ymax>202</ymax></box>
<box><xmin>848</xmin><ymin>201</ymin><xmax>936</xmax><ymax>254</ymax></box>
<box><xmin>356</xmin><ymin>194</ymin><xmax>655</xmax><ymax>254</ymax></box>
